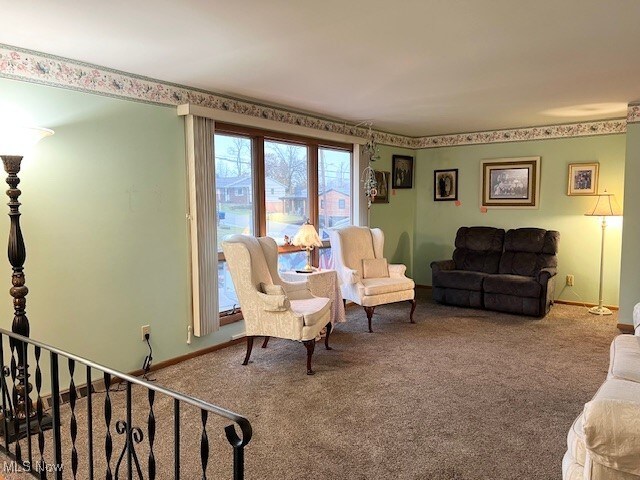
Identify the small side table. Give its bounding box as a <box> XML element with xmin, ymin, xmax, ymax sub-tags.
<box><xmin>281</xmin><ymin>269</ymin><xmax>346</xmax><ymax>325</ymax></box>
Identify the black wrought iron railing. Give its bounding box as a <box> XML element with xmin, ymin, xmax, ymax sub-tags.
<box><xmin>0</xmin><ymin>328</ymin><xmax>252</xmax><ymax>479</ymax></box>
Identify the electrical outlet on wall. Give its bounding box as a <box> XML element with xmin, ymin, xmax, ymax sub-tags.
<box><xmin>141</xmin><ymin>325</ymin><xmax>151</xmax><ymax>340</ymax></box>
<box><xmin>566</xmin><ymin>275</ymin><xmax>575</xmax><ymax>287</ymax></box>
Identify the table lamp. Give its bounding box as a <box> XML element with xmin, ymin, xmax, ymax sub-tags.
<box><xmin>292</xmin><ymin>221</ymin><xmax>323</xmax><ymax>273</ymax></box>
<box><xmin>584</xmin><ymin>190</ymin><xmax>622</xmax><ymax>315</ymax></box>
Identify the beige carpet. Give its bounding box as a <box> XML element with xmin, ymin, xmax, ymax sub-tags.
<box><xmin>0</xmin><ymin>291</ymin><xmax>620</xmax><ymax>479</ymax></box>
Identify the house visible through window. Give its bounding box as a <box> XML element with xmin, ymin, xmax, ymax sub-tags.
<box><xmin>214</xmin><ymin>125</ymin><xmax>353</xmax><ymax>318</ymax></box>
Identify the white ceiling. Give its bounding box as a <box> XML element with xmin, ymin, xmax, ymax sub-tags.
<box><xmin>1</xmin><ymin>0</ymin><xmax>639</xmax><ymax>136</ymax></box>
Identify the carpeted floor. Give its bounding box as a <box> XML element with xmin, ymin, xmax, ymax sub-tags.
<box><xmin>0</xmin><ymin>291</ymin><xmax>620</xmax><ymax>479</ymax></box>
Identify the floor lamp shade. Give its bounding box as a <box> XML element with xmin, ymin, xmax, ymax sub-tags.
<box><xmin>585</xmin><ymin>192</ymin><xmax>622</xmax><ymax>316</ymax></box>
<box><xmin>0</xmin><ymin>126</ymin><xmax>54</xmax><ymax>156</ymax></box>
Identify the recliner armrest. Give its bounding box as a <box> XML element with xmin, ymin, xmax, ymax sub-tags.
<box><xmin>537</xmin><ymin>267</ymin><xmax>557</xmax><ymax>285</ymax></box>
<box><xmin>430</xmin><ymin>259</ymin><xmax>455</xmax><ymax>273</ymax></box>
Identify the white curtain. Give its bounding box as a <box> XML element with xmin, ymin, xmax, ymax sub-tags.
<box><xmin>185</xmin><ymin>114</ymin><xmax>218</xmax><ymax>336</ymax></box>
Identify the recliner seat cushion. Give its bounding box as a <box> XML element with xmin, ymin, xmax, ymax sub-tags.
<box><xmin>484</xmin><ymin>274</ymin><xmax>542</xmax><ymax>298</ymax></box>
<box><xmin>290</xmin><ymin>297</ymin><xmax>331</xmax><ymax>326</ymax></box>
<box><xmin>432</xmin><ymin>270</ymin><xmax>487</xmax><ymax>291</ymax></box>
<box><xmin>361</xmin><ymin>277</ymin><xmax>415</xmax><ymax>296</ymax></box>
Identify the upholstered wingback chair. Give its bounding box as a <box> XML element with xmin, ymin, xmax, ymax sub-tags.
<box><xmin>329</xmin><ymin>226</ymin><xmax>415</xmax><ymax>332</ymax></box>
<box><xmin>222</xmin><ymin>235</ymin><xmax>332</xmax><ymax>375</ymax></box>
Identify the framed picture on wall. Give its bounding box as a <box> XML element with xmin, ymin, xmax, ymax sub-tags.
<box><xmin>372</xmin><ymin>170</ymin><xmax>390</xmax><ymax>203</ymax></box>
<box><xmin>434</xmin><ymin>169</ymin><xmax>458</xmax><ymax>201</ymax></box>
<box><xmin>567</xmin><ymin>162</ymin><xmax>599</xmax><ymax>196</ymax></box>
<box><xmin>392</xmin><ymin>155</ymin><xmax>414</xmax><ymax>189</ymax></box>
<box><xmin>481</xmin><ymin>156</ymin><xmax>541</xmax><ymax>208</ymax></box>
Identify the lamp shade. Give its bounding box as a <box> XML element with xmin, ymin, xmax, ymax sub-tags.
<box><xmin>585</xmin><ymin>192</ymin><xmax>622</xmax><ymax>217</ymax></box>
<box><xmin>292</xmin><ymin>223</ymin><xmax>323</xmax><ymax>248</ymax></box>
<box><xmin>0</xmin><ymin>126</ymin><xmax>54</xmax><ymax>156</ymax></box>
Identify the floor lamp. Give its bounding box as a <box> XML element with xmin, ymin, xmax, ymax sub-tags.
<box><xmin>0</xmin><ymin>125</ymin><xmax>54</xmax><ymax>438</ymax></box>
<box><xmin>585</xmin><ymin>191</ymin><xmax>622</xmax><ymax>316</ymax></box>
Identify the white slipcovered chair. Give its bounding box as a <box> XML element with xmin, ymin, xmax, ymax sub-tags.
<box><xmin>222</xmin><ymin>235</ymin><xmax>333</xmax><ymax>375</ymax></box>
<box><xmin>329</xmin><ymin>226</ymin><xmax>416</xmax><ymax>332</ymax></box>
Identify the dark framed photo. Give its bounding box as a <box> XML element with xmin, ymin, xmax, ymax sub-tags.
<box><xmin>567</xmin><ymin>162</ymin><xmax>599</xmax><ymax>196</ymax></box>
<box><xmin>481</xmin><ymin>156</ymin><xmax>541</xmax><ymax>208</ymax></box>
<box><xmin>434</xmin><ymin>169</ymin><xmax>458</xmax><ymax>201</ymax></box>
<box><xmin>392</xmin><ymin>155</ymin><xmax>414</xmax><ymax>189</ymax></box>
<box><xmin>372</xmin><ymin>170</ymin><xmax>390</xmax><ymax>204</ymax></box>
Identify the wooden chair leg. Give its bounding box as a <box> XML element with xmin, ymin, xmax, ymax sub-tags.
<box><xmin>364</xmin><ymin>306</ymin><xmax>375</xmax><ymax>333</ymax></box>
<box><xmin>242</xmin><ymin>336</ymin><xmax>255</xmax><ymax>366</ymax></box>
<box><xmin>324</xmin><ymin>322</ymin><xmax>333</xmax><ymax>350</ymax></box>
<box><xmin>262</xmin><ymin>336</ymin><xmax>270</xmax><ymax>348</ymax></box>
<box><xmin>303</xmin><ymin>340</ymin><xmax>316</xmax><ymax>375</ymax></box>
<box><xmin>408</xmin><ymin>299</ymin><xmax>416</xmax><ymax>323</ymax></box>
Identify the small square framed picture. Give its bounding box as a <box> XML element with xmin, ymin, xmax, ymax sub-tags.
<box><xmin>567</xmin><ymin>163</ymin><xmax>599</xmax><ymax>196</ymax></box>
<box><xmin>434</xmin><ymin>169</ymin><xmax>458</xmax><ymax>201</ymax></box>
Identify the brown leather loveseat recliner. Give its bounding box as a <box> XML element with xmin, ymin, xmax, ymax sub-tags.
<box><xmin>431</xmin><ymin>226</ymin><xmax>560</xmax><ymax>317</ymax></box>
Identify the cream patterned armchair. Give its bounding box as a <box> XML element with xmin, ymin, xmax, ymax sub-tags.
<box><xmin>329</xmin><ymin>226</ymin><xmax>416</xmax><ymax>332</ymax></box>
<box><xmin>222</xmin><ymin>235</ymin><xmax>333</xmax><ymax>375</ymax></box>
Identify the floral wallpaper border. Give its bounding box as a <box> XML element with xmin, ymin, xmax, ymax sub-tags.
<box><xmin>0</xmin><ymin>44</ymin><xmax>631</xmax><ymax>149</ymax></box>
<box><xmin>416</xmin><ymin>119</ymin><xmax>627</xmax><ymax>149</ymax></box>
<box><xmin>627</xmin><ymin>104</ymin><xmax>640</xmax><ymax>123</ymax></box>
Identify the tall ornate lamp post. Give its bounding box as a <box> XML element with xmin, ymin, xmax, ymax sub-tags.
<box><xmin>0</xmin><ymin>126</ymin><xmax>53</xmax><ymax>438</ymax></box>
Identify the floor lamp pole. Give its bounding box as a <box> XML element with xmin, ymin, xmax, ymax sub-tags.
<box><xmin>589</xmin><ymin>216</ymin><xmax>612</xmax><ymax>316</ymax></box>
<box><xmin>1</xmin><ymin>155</ymin><xmax>53</xmax><ymax>439</ymax></box>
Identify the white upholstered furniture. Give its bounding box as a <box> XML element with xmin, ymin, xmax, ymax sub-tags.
<box><xmin>329</xmin><ymin>226</ymin><xmax>416</xmax><ymax>332</ymax></box>
<box><xmin>222</xmin><ymin>235</ymin><xmax>333</xmax><ymax>375</ymax></box>
<box><xmin>281</xmin><ymin>269</ymin><xmax>347</xmax><ymax>324</ymax></box>
<box><xmin>563</xmin><ymin>303</ymin><xmax>640</xmax><ymax>480</ymax></box>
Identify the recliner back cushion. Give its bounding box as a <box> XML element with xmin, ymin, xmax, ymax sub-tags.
<box><xmin>499</xmin><ymin>228</ymin><xmax>559</xmax><ymax>276</ymax></box>
<box><xmin>452</xmin><ymin>227</ymin><xmax>505</xmax><ymax>273</ymax></box>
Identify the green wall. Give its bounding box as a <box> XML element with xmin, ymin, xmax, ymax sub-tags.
<box><xmin>619</xmin><ymin>122</ymin><xmax>640</xmax><ymax>325</ymax></box>
<box><xmin>0</xmin><ymin>78</ymin><xmax>244</xmax><ymax>373</ymax></box>
<box><xmin>363</xmin><ymin>136</ymin><xmax>627</xmax><ymax>310</ymax></box>
<box><xmin>370</xmin><ymin>146</ymin><xmax>416</xmax><ymax>276</ymax></box>
<box><xmin>412</xmin><ymin>135</ymin><xmax>626</xmax><ymax>307</ymax></box>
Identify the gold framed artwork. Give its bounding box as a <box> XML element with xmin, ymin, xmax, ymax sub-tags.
<box><xmin>480</xmin><ymin>156</ymin><xmax>541</xmax><ymax>208</ymax></box>
<box><xmin>567</xmin><ymin>162</ymin><xmax>599</xmax><ymax>196</ymax></box>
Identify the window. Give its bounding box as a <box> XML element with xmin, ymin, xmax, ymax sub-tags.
<box><xmin>265</xmin><ymin>140</ymin><xmax>308</xmax><ymax>244</ymax></box>
<box><xmin>215</xmin><ymin>133</ymin><xmax>254</xmax><ymax>313</ymax></box>
<box><xmin>214</xmin><ymin>124</ymin><xmax>352</xmax><ymax>316</ymax></box>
